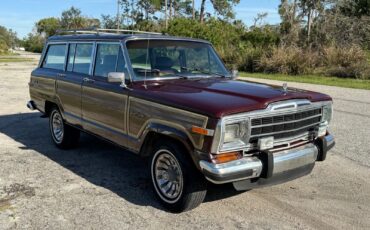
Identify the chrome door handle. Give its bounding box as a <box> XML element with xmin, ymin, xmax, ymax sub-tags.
<box><xmin>57</xmin><ymin>73</ymin><xmax>66</xmax><ymax>77</ymax></box>
<box><xmin>83</xmin><ymin>77</ymin><xmax>95</xmax><ymax>83</ymax></box>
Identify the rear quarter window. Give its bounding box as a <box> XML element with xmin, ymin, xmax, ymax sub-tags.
<box><xmin>42</xmin><ymin>44</ymin><xmax>67</xmax><ymax>70</ymax></box>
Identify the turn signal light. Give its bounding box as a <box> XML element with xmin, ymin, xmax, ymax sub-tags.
<box><xmin>191</xmin><ymin>126</ymin><xmax>214</xmax><ymax>136</ymax></box>
<box><xmin>211</xmin><ymin>151</ymin><xmax>242</xmax><ymax>164</ymax></box>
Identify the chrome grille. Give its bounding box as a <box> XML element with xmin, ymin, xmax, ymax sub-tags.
<box><xmin>249</xmin><ymin>108</ymin><xmax>322</xmax><ymax>144</ymax></box>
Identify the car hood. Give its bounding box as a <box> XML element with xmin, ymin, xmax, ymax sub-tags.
<box><xmin>130</xmin><ymin>78</ymin><xmax>332</xmax><ymax>118</ymax></box>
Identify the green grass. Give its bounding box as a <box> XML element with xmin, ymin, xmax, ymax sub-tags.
<box><xmin>240</xmin><ymin>72</ymin><xmax>370</xmax><ymax>90</ymax></box>
<box><xmin>0</xmin><ymin>56</ymin><xmax>33</xmax><ymax>63</ymax></box>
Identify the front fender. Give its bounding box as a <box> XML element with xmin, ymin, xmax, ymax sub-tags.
<box><xmin>140</xmin><ymin>122</ymin><xmax>194</xmax><ymax>152</ymax></box>
<box><xmin>138</xmin><ymin>122</ymin><xmax>205</xmax><ymax>170</ymax></box>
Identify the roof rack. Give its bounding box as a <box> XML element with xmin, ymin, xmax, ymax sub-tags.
<box><xmin>55</xmin><ymin>28</ymin><xmax>162</xmax><ymax>35</ymax></box>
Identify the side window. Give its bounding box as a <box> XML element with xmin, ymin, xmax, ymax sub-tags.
<box><xmin>94</xmin><ymin>44</ymin><xmax>120</xmax><ymax>78</ymax></box>
<box><xmin>42</xmin><ymin>44</ymin><xmax>66</xmax><ymax>70</ymax></box>
<box><xmin>67</xmin><ymin>43</ymin><xmax>76</xmax><ymax>72</ymax></box>
<box><xmin>73</xmin><ymin>43</ymin><xmax>93</xmax><ymax>75</ymax></box>
<box><xmin>116</xmin><ymin>48</ymin><xmax>129</xmax><ymax>79</ymax></box>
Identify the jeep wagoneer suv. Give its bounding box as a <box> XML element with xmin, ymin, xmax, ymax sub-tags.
<box><xmin>27</xmin><ymin>29</ymin><xmax>335</xmax><ymax>212</ymax></box>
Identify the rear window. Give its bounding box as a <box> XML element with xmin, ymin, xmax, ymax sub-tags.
<box><xmin>42</xmin><ymin>44</ymin><xmax>66</xmax><ymax>70</ymax></box>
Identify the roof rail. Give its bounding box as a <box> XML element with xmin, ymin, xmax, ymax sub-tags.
<box><xmin>97</xmin><ymin>28</ymin><xmax>162</xmax><ymax>35</ymax></box>
<box><xmin>55</xmin><ymin>28</ymin><xmax>162</xmax><ymax>35</ymax></box>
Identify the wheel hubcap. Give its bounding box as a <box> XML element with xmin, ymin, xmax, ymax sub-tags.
<box><xmin>51</xmin><ymin>112</ymin><xmax>64</xmax><ymax>143</ymax></box>
<box><xmin>153</xmin><ymin>151</ymin><xmax>183</xmax><ymax>201</ymax></box>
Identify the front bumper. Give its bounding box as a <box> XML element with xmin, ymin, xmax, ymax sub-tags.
<box><xmin>200</xmin><ymin>134</ymin><xmax>335</xmax><ymax>188</ymax></box>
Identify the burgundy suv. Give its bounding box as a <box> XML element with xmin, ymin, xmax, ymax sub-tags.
<box><xmin>27</xmin><ymin>30</ymin><xmax>335</xmax><ymax>212</ymax></box>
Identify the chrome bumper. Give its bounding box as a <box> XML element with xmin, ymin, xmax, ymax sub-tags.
<box><xmin>200</xmin><ymin>134</ymin><xmax>334</xmax><ymax>185</ymax></box>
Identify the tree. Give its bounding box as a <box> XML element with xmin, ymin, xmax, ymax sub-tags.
<box><xmin>279</xmin><ymin>0</ymin><xmax>300</xmax><ymax>45</ymax></box>
<box><xmin>61</xmin><ymin>7</ymin><xmax>85</xmax><ymax>29</ymax></box>
<box><xmin>200</xmin><ymin>0</ymin><xmax>240</xmax><ymax>23</ymax></box>
<box><xmin>253</xmin><ymin>12</ymin><xmax>268</xmax><ymax>27</ymax></box>
<box><xmin>101</xmin><ymin>14</ymin><xmax>120</xmax><ymax>29</ymax></box>
<box><xmin>0</xmin><ymin>26</ymin><xmax>18</xmax><ymax>52</ymax></box>
<box><xmin>192</xmin><ymin>0</ymin><xmax>195</xmax><ymax>19</ymax></box>
<box><xmin>60</xmin><ymin>7</ymin><xmax>100</xmax><ymax>29</ymax></box>
<box><xmin>0</xmin><ymin>26</ymin><xmax>10</xmax><ymax>53</ymax></box>
<box><xmin>299</xmin><ymin>0</ymin><xmax>326</xmax><ymax>41</ymax></box>
<box><xmin>339</xmin><ymin>0</ymin><xmax>370</xmax><ymax>17</ymax></box>
<box><xmin>36</xmin><ymin>17</ymin><xmax>60</xmax><ymax>36</ymax></box>
<box><xmin>138</xmin><ymin>0</ymin><xmax>161</xmax><ymax>20</ymax></box>
<box><xmin>22</xmin><ymin>32</ymin><xmax>44</xmax><ymax>53</ymax></box>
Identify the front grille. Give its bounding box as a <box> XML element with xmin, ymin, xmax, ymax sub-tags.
<box><xmin>249</xmin><ymin>108</ymin><xmax>322</xmax><ymax>144</ymax></box>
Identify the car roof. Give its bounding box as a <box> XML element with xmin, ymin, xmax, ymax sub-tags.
<box><xmin>47</xmin><ymin>33</ymin><xmax>210</xmax><ymax>44</ymax></box>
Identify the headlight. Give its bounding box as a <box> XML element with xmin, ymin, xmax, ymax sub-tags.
<box><xmin>322</xmin><ymin>103</ymin><xmax>333</xmax><ymax>124</ymax></box>
<box><xmin>224</xmin><ymin>124</ymin><xmax>241</xmax><ymax>143</ymax></box>
<box><xmin>218</xmin><ymin>120</ymin><xmax>249</xmax><ymax>152</ymax></box>
<box><xmin>318</xmin><ymin>102</ymin><xmax>333</xmax><ymax>137</ymax></box>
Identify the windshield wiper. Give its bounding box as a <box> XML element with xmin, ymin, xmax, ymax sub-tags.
<box><xmin>181</xmin><ymin>67</ymin><xmax>226</xmax><ymax>78</ymax></box>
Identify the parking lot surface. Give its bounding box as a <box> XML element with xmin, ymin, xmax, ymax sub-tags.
<box><xmin>0</xmin><ymin>52</ymin><xmax>369</xmax><ymax>229</ymax></box>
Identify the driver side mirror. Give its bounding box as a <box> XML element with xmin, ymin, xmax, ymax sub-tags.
<box><xmin>108</xmin><ymin>72</ymin><xmax>129</xmax><ymax>89</ymax></box>
<box><xmin>108</xmin><ymin>72</ymin><xmax>125</xmax><ymax>83</ymax></box>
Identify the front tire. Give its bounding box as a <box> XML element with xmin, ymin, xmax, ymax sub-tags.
<box><xmin>150</xmin><ymin>142</ymin><xmax>207</xmax><ymax>212</ymax></box>
<box><xmin>49</xmin><ymin>107</ymin><xmax>80</xmax><ymax>149</ymax></box>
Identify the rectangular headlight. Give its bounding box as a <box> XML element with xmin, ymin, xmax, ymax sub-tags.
<box><xmin>322</xmin><ymin>103</ymin><xmax>333</xmax><ymax>124</ymax></box>
<box><xmin>224</xmin><ymin>124</ymin><xmax>240</xmax><ymax>143</ymax></box>
<box><xmin>218</xmin><ymin>120</ymin><xmax>249</xmax><ymax>152</ymax></box>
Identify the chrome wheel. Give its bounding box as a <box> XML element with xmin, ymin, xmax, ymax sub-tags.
<box><xmin>152</xmin><ymin>150</ymin><xmax>184</xmax><ymax>203</ymax></box>
<box><xmin>51</xmin><ymin>111</ymin><xmax>64</xmax><ymax>144</ymax></box>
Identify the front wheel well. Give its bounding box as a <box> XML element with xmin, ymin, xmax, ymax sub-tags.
<box><xmin>140</xmin><ymin>132</ymin><xmax>193</xmax><ymax>158</ymax></box>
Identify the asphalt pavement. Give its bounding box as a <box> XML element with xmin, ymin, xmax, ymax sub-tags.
<box><xmin>0</xmin><ymin>52</ymin><xmax>369</xmax><ymax>229</ymax></box>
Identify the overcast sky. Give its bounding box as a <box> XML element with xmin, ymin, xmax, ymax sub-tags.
<box><xmin>0</xmin><ymin>0</ymin><xmax>281</xmax><ymax>38</ymax></box>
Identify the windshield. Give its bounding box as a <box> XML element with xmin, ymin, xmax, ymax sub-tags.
<box><xmin>126</xmin><ymin>39</ymin><xmax>229</xmax><ymax>80</ymax></box>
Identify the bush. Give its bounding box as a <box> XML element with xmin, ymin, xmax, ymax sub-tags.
<box><xmin>323</xmin><ymin>45</ymin><xmax>370</xmax><ymax>79</ymax></box>
<box><xmin>145</xmin><ymin>18</ymin><xmax>370</xmax><ymax>79</ymax></box>
<box><xmin>22</xmin><ymin>33</ymin><xmax>45</xmax><ymax>53</ymax></box>
<box><xmin>166</xmin><ymin>18</ymin><xmax>247</xmax><ymax>69</ymax></box>
<box><xmin>166</xmin><ymin>18</ymin><xmax>278</xmax><ymax>71</ymax></box>
<box><xmin>0</xmin><ymin>40</ymin><xmax>8</xmax><ymax>54</ymax></box>
<box><xmin>0</xmin><ymin>25</ymin><xmax>18</xmax><ymax>54</ymax></box>
<box><xmin>258</xmin><ymin>46</ymin><xmax>319</xmax><ymax>75</ymax></box>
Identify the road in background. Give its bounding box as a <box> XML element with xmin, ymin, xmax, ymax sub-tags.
<box><xmin>0</xmin><ymin>52</ymin><xmax>369</xmax><ymax>229</ymax></box>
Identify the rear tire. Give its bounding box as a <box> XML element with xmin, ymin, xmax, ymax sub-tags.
<box><xmin>49</xmin><ymin>107</ymin><xmax>80</xmax><ymax>149</ymax></box>
<box><xmin>150</xmin><ymin>141</ymin><xmax>207</xmax><ymax>212</ymax></box>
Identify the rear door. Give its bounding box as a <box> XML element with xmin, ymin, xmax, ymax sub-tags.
<box><xmin>57</xmin><ymin>42</ymin><xmax>94</xmax><ymax>126</ymax></box>
<box><xmin>81</xmin><ymin>42</ymin><xmax>130</xmax><ymax>146</ymax></box>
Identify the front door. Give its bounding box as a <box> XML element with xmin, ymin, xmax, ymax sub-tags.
<box><xmin>81</xmin><ymin>42</ymin><xmax>129</xmax><ymax>146</ymax></box>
